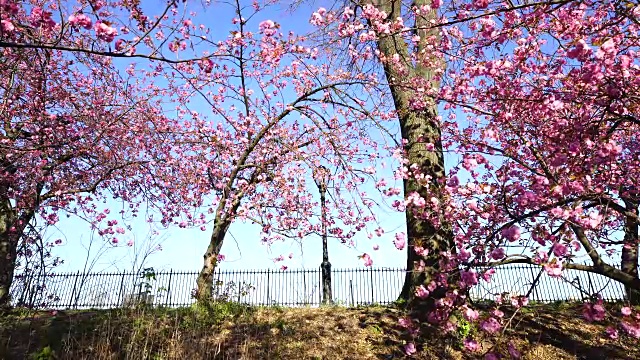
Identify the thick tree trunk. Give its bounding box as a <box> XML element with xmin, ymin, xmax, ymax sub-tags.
<box><xmin>0</xmin><ymin>200</ymin><xmax>21</xmax><ymax>308</ymax></box>
<box><xmin>622</xmin><ymin>199</ymin><xmax>639</xmax><ymax>305</ymax></box>
<box><xmin>396</xmin><ymin>107</ymin><xmax>455</xmax><ymax>305</ymax></box>
<box><xmin>367</xmin><ymin>0</ymin><xmax>456</xmax><ymax>306</ymax></box>
<box><xmin>195</xmin><ymin>223</ymin><xmax>228</xmax><ymax>302</ymax></box>
<box><xmin>0</xmin><ymin>229</ymin><xmax>19</xmax><ymax>309</ymax></box>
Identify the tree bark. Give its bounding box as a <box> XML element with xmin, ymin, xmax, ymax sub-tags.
<box><xmin>195</xmin><ymin>220</ymin><xmax>230</xmax><ymax>302</ymax></box>
<box><xmin>367</xmin><ymin>0</ymin><xmax>456</xmax><ymax>306</ymax></box>
<box><xmin>622</xmin><ymin>199</ymin><xmax>639</xmax><ymax>305</ymax></box>
<box><xmin>0</xmin><ymin>196</ymin><xmax>31</xmax><ymax>308</ymax></box>
<box><xmin>0</xmin><ymin>213</ymin><xmax>19</xmax><ymax>309</ymax></box>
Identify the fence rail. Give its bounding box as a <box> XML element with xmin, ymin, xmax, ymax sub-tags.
<box><xmin>10</xmin><ymin>264</ymin><xmax>629</xmax><ymax>309</ymax></box>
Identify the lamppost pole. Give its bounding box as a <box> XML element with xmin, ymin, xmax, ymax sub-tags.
<box><xmin>314</xmin><ymin>166</ymin><xmax>332</xmax><ymax>305</ymax></box>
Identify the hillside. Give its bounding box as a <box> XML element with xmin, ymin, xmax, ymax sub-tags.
<box><xmin>1</xmin><ymin>303</ymin><xmax>638</xmax><ymax>360</ymax></box>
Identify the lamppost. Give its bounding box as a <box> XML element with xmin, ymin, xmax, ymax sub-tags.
<box><xmin>314</xmin><ymin>166</ymin><xmax>332</xmax><ymax>305</ymax></box>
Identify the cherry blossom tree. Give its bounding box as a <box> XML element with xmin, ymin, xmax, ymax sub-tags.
<box><xmin>1</xmin><ymin>0</ymin><xmax>401</xmax><ymax>304</ymax></box>
<box><xmin>306</xmin><ymin>0</ymin><xmax>459</xmax><ymax>305</ymax></box>
<box><xmin>152</xmin><ymin>1</ymin><xmax>399</xmax><ymax>300</ymax></box>
<box><xmin>430</xmin><ymin>0</ymin><xmax>640</xmax><ymax>306</ymax></box>
<box><xmin>308</xmin><ymin>0</ymin><xmax>640</xmax><ymax>351</ymax></box>
<box><xmin>0</xmin><ymin>0</ymin><xmax>205</xmax><ymax>307</ymax></box>
<box><xmin>316</xmin><ymin>0</ymin><xmax>638</xmax><ymax>290</ymax></box>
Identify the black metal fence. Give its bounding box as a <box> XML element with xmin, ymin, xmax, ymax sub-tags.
<box><xmin>9</xmin><ymin>264</ymin><xmax>629</xmax><ymax>309</ymax></box>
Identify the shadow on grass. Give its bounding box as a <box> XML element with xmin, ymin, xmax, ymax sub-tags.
<box><xmin>506</xmin><ymin>310</ymin><xmax>633</xmax><ymax>359</ymax></box>
<box><xmin>0</xmin><ymin>303</ymin><xmax>638</xmax><ymax>360</ymax></box>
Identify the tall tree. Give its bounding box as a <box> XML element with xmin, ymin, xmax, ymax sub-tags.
<box><xmin>309</xmin><ymin>0</ymin><xmax>640</xmax><ymax>337</ymax></box>
<box><xmin>306</xmin><ymin>0</ymin><xmax>457</xmax><ymax>308</ymax></box>
<box><xmin>0</xmin><ymin>0</ymin><xmax>199</xmax><ymax>307</ymax></box>
<box><xmin>156</xmin><ymin>1</ymin><xmax>396</xmax><ymax>300</ymax></box>
<box><xmin>363</xmin><ymin>0</ymin><xmax>456</xmax><ymax>305</ymax></box>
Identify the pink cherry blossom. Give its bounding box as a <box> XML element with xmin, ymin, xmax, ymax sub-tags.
<box><xmin>543</xmin><ymin>261</ymin><xmax>563</xmax><ymax>277</ymax></box>
<box><xmin>68</xmin><ymin>13</ymin><xmax>92</xmax><ymax>29</ymax></box>
<box><xmin>398</xmin><ymin>317</ymin><xmax>413</xmax><ymax>328</ymax></box>
<box><xmin>480</xmin><ymin>317</ymin><xmax>501</xmax><ymax>334</ymax></box>
<box><xmin>621</xmin><ymin>321</ymin><xmax>640</xmax><ymax>338</ymax></box>
<box><xmin>462</xmin><ymin>305</ymin><xmax>479</xmax><ymax>321</ymax></box>
<box><xmin>258</xmin><ymin>20</ymin><xmax>277</xmax><ymax>36</ymax></box>
<box><xmin>606</xmin><ymin>326</ymin><xmax>619</xmax><ymax>339</ymax></box>
<box><xmin>393</xmin><ymin>232</ymin><xmax>406</xmax><ymax>250</ymax></box>
<box><xmin>501</xmin><ymin>226</ymin><xmax>521</xmax><ymax>242</ymax></box>
<box><xmin>94</xmin><ymin>21</ymin><xmax>117</xmax><ymax>42</ymax></box>
<box><xmin>414</xmin><ymin>246</ymin><xmax>429</xmax><ymax>257</ymax></box>
<box><xmin>463</xmin><ymin>338</ymin><xmax>480</xmax><ymax>352</ymax></box>
<box><xmin>404</xmin><ymin>342</ymin><xmax>416</xmax><ymax>356</ymax></box>
<box><xmin>362</xmin><ymin>253</ymin><xmax>373</xmax><ymax>267</ymax></box>
<box><xmin>414</xmin><ymin>285</ymin><xmax>429</xmax><ymax>299</ymax></box>
<box><xmin>1</xmin><ymin>19</ymin><xmax>15</xmax><ymax>32</ymax></box>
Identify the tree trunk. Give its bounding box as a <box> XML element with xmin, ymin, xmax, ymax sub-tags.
<box><xmin>0</xmin><ymin>201</ymin><xmax>20</xmax><ymax>308</ymax></box>
<box><xmin>0</xmin><ymin>235</ymin><xmax>18</xmax><ymax>309</ymax></box>
<box><xmin>622</xmin><ymin>199</ymin><xmax>639</xmax><ymax>305</ymax></box>
<box><xmin>396</xmin><ymin>106</ymin><xmax>455</xmax><ymax>305</ymax></box>
<box><xmin>195</xmin><ymin>222</ymin><xmax>228</xmax><ymax>302</ymax></box>
<box><xmin>367</xmin><ymin>0</ymin><xmax>456</xmax><ymax>306</ymax></box>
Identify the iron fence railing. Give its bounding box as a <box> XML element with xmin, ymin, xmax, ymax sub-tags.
<box><xmin>9</xmin><ymin>264</ymin><xmax>629</xmax><ymax>309</ymax></box>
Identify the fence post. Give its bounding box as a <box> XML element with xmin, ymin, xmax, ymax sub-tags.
<box><xmin>237</xmin><ymin>270</ymin><xmax>242</xmax><ymax>303</ymax></box>
<box><xmin>266</xmin><ymin>269</ymin><xmax>271</xmax><ymax>305</ymax></box>
<box><xmin>350</xmin><ymin>279</ymin><xmax>354</xmax><ymax>307</ymax></box>
<box><xmin>69</xmin><ymin>271</ymin><xmax>80</xmax><ymax>309</ymax></box>
<box><xmin>370</xmin><ymin>268</ymin><xmax>375</xmax><ymax>304</ymax></box>
<box><xmin>165</xmin><ymin>269</ymin><xmax>173</xmax><ymax>307</ymax></box>
<box><xmin>528</xmin><ymin>266</ymin><xmax>539</xmax><ymax>302</ymax></box>
<box><xmin>18</xmin><ymin>271</ymin><xmax>33</xmax><ymax>306</ymax></box>
<box><xmin>319</xmin><ymin>266</ymin><xmax>322</xmax><ymax>305</ymax></box>
<box><xmin>117</xmin><ymin>272</ymin><xmax>126</xmax><ymax>307</ymax></box>
<box><xmin>303</xmin><ymin>270</ymin><xmax>308</xmax><ymax>306</ymax></box>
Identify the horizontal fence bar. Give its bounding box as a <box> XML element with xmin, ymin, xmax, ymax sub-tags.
<box><xmin>9</xmin><ymin>264</ymin><xmax>630</xmax><ymax>310</ymax></box>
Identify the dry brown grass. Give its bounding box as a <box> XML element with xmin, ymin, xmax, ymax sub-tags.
<box><xmin>0</xmin><ymin>302</ymin><xmax>637</xmax><ymax>360</ymax></box>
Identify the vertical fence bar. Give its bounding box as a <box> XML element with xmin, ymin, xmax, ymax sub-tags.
<box><xmin>266</xmin><ymin>269</ymin><xmax>271</xmax><ymax>305</ymax></box>
<box><xmin>318</xmin><ymin>266</ymin><xmax>322</xmax><ymax>306</ymax></box>
<box><xmin>370</xmin><ymin>268</ymin><xmax>375</xmax><ymax>304</ymax></box>
<box><xmin>165</xmin><ymin>270</ymin><xmax>173</xmax><ymax>306</ymax></box>
<box><xmin>528</xmin><ymin>266</ymin><xmax>539</xmax><ymax>302</ymax></box>
<box><xmin>587</xmin><ymin>271</ymin><xmax>594</xmax><ymax>297</ymax></box>
<box><xmin>303</xmin><ymin>270</ymin><xmax>307</xmax><ymax>306</ymax></box>
<box><xmin>350</xmin><ymin>279</ymin><xmax>354</xmax><ymax>307</ymax></box>
<box><xmin>69</xmin><ymin>271</ymin><xmax>80</xmax><ymax>309</ymax></box>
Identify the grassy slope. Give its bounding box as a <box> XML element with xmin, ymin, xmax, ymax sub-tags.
<box><xmin>0</xmin><ymin>302</ymin><xmax>638</xmax><ymax>360</ymax></box>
